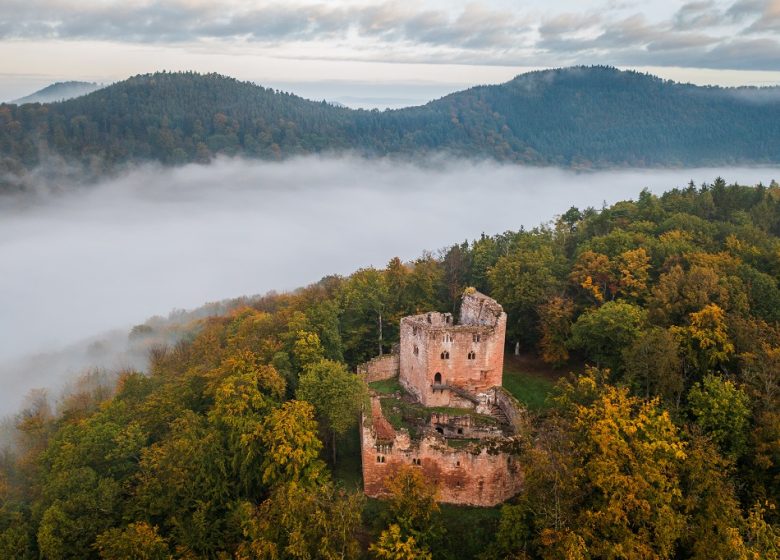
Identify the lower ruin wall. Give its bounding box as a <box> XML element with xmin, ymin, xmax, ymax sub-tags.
<box><xmin>361</xmin><ymin>414</ymin><xmax>523</xmax><ymax>507</ymax></box>
<box><xmin>489</xmin><ymin>387</ymin><xmax>526</xmax><ymax>433</ymax></box>
<box><xmin>357</xmin><ymin>352</ymin><xmax>400</xmax><ymax>383</ymax></box>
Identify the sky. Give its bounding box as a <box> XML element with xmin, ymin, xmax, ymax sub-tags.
<box><xmin>1</xmin><ymin>0</ymin><xmax>780</xmax><ymax>106</ymax></box>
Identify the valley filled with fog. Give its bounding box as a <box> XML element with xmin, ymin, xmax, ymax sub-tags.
<box><xmin>1</xmin><ymin>156</ymin><xmax>778</xmax><ymax>415</ymax></box>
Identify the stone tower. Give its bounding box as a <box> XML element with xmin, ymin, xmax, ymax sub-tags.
<box><xmin>398</xmin><ymin>290</ymin><xmax>507</xmax><ymax>407</ymax></box>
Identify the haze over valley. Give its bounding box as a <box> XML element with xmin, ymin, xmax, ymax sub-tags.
<box><xmin>1</xmin><ymin>156</ymin><xmax>777</xmax><ymax>414</ymax></box>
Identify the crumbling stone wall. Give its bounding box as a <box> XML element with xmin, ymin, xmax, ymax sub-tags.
<box><xmin>358</xmin><ymin>352</ymin><xmax>400</xmax><ymax>383</ymax></box>
<box><xmin>489</xmin><ymin>387</ymin><xmax>526</xmax><ymax>433</ymax></box>
<box><xmin>398</xmin><ymin>291</ymin><xmax>507</xmax><ymax>407</ymax></box>
<box><xmin>459</xmin><ymin>289</ymin><xmax>505</xmax><ymax>327</ymax></box>
<box><xmin>428</xmin><ymin>411</ymin><xmax>504</xmax><ymax>439</ymax></box>
<box><xmin>361</xmin><ymin>401</ymin><xmax>523</xmax><ymax>507</ymax></box>
<box><xmin>360</xmin><ymin>291</ymin><xmax>522</xmax><ymax>507</ymax></box>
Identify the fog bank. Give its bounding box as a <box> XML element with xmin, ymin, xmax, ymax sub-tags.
<box><xmin>1</xmin><ymin>156</ymin><xmax>778</xmax><ymax>415</ymax></box>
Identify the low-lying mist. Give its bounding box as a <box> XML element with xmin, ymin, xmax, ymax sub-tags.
<box><xmin>1</xmin><ymin>155</ymin><xmax>778</xmax><ymax>416</ymax></box>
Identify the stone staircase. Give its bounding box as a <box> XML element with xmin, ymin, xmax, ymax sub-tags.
<box><xmin>488</xmin><ymin>403</ymin><xmax>509</xmax><ymax>425</ymax></box>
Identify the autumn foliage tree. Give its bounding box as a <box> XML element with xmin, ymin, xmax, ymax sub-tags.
<box><xmin>3</xmin><ymin>180</ymin><xmax>780</xmax><ymax>557</ymax></box>
<box><xmin>296</xmin><ymin>359</ymin><xmax>368</xmax><ymax>464</ymax></box>
<box><xmin>537</xmin><ymin>296</ymin><xmax>574</xmax><ymax>366</ymax></box>
<box><xmin>259</xmin><ymin>400</ymin><xmax>325</xmax><ymax>488</ymax></box>
<box><xmin>371</xmin><ymin>466</ymin><xmax>441</xmax><ymax>559</ymax></box>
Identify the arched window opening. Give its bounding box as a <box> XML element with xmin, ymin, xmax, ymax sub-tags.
<box><xmin>468</xmin><ymin>351</ymin><xmax>476</xmax><ymax>360</ymax></box>
<box><xmin>440</xmin><ymin>351</ymin><xmax>449</xmax><ymax>360</ymax></box>
<box><xmin>473</xmin><ymin>333</ymin><xmax>481</xmax><ymax>343</ymax></box>
<box><xmin>413</xmin><ymin>345</ymin><xmax>419</xmax><ymax>356</ymax></box>
<box><xmin>434</xmin><ymin>372</ymin><xmax>442</xmax><ymax>384</ymax></box>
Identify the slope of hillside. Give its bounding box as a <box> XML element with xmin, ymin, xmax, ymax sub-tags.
<box><xmin>2</xmin><ymin>67</ymin><xmax>780</xmax><ymax>191</ymax></box>
<box><xmin>2</xmin><ymin>181</ymin><xmax>780</xmax><ymax>558</ymax></box>
<box><xmin>416</xmin><ymin>67</ymin><xmax>780</xmax><ymax>166</ymax></box>
<box><xmin>12</xmin><ymin>81</ymin><xmax>102</xmax><ymax>104</ymax></box>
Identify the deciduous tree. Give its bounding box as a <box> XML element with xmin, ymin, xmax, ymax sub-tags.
<box><xmin>296</xmin><ymin>359</ymin><xmax>368</xmax><ymax>464</ymax></box>
<box><xmin>94</xmin><ymin>522</ymin><xmax>171</xmax><ymax>560</ymax></box>
<box><xmin>237</xmin><ymin>482</ymin><xmax>364</xmax><ymax>560</ymax></box>
<box><xmin>568</xmin><ymin>301</ymin><xmax>646</xmax><ymax>370</ymax></box>
<box><xmin>537</xmin><ymin>296</ymin><xmax>574</xmax><ymax>367</ymax></box>
<box><xmin>259</xmin><ymin>400</ymin><xmax>325</xmax><ymax>488</ymax></box>
<box><xmin>688</xmin><ymin>374</ymin><xmax>750</xmax><ymax>460</ymax></box>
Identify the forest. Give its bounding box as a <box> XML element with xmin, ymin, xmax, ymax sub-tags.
<box><xmin>1</xmin><ymin>178</ymin><xmax>780</xmax><ymax>559</ymax></box>
<box><xmin>3</xmin><ymin>66</ymin><xmax>780</xmax><ymax>192</ymax></box>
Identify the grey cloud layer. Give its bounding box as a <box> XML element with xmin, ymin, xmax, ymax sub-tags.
<box><xmin>1</xmin><ymin>0</ymin><xmax>779</xmax><ymax>71</ymax></box>
<box><xmin>0</xmin><ymin>1</ymin><xmax>526</xmax><ymax>48</ymax></box>
<box><xmin>2</xmin><ymin>155</ymin><xmax>778</xmax><ymax>416</ymax></box>
<box><xmin>536</xmin><ymin>1</ymin><xmax>780</xmax><ymax>71</ymax></box>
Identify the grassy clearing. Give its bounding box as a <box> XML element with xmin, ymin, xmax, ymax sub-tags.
<box><xmin>368</xmin><ymin>377</ymin><xmax>403</xmax><ymax>395</ymax></box>
<box><xmin>502</xmin><ymin>362</ymin><xmax>558</xmax><ymax>411</ymax></box>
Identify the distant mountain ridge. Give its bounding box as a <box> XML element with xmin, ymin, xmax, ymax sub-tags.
<box><xmin>12</xmin><ymin>81</ymin><xmax>103</xmax><ymax>104</ymax></box>
<box><xmin>1</xmin><ymin>67</ymin><xmax>780</xmax><ymax>191</ymax></box>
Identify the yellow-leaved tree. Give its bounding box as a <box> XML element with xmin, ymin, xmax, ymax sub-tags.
<box><xmin>537</xmin><ymin>296</ymin><xmax>574</xmax><ymax>367</ymax></box>
<box><xmin>672</xmin><ymin>303</ymin><xmax>735</xmax><ymax>375</ymax></box>
<box><xmin>259</xmin><ymin>400</ymin><xmax>325</xmax><ymax>488</ymax></box>
<box><xmin>371</xmin><ymin>466</ymin><xmax>440</xmax><ymax>559</ymax></box>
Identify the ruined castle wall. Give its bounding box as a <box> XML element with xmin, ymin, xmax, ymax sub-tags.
<box><xmin>402</xmin><ymin>327</ymin><xmax>505</xmax><ymax>405</ymax></box>
<box><xmin>361</xmin><ymin>423</ymin><xmax>523</xmax><ymax>507</ymax></box>
<box><xmin>491</xmin><ymin>387</ymin><xmax>526</xmax><ymax>433</ymax></box>
<box><xmin>358</xmin><ymin>353</ymin><xmax>400</xmax><ymax>383</ymax></box>
<box><xmin>459</xmin><ymin>291</ymin><xmax>504</xmax><ymax>327</ymax></box>
<box><xmin>442</xmin><ymin>325</ymin><xmax>506</xmax><ymax>395</ymax></box>
<box><xmin>398</xmin><ymin>292</ymin><xmax>508</xmax><ymax>407</ymax></box>
<box><xmin>480</xmin><ymin>314</ymin><xmax>507</xmax><ymax>391</ymax></box>
<box><xmin>363</xmin><ymin>292</ymin><xmax>523</xmax><ymax>508</ymax></box>
<box><xmin>398</xmin><ymin>317</ymin><xmax>430</xmax><ymax>403</ymax></box>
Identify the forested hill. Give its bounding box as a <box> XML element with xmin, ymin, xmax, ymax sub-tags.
<box><xmin>2</xmin><ymin>179</ymin><xmax>780</xmax><ymax>558</ymax></box>
<box><xmin>2</xmin><ymin>67</ymin><xmax>780</xmax><ymax>189</ymax></box>
<box><xmin>11</xmin><ymin>81</ymin><xmax>101</xmax><ymax>105</ymax></box>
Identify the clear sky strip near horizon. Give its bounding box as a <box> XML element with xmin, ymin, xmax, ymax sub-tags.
<box><xmin>1</xmin><ymin>0</ymin><xmax>779</xmax><ymax>104</ymax></box>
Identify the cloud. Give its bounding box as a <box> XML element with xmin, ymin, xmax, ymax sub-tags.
<box><xmin>743</xmin><ymin>0</ymin><xmax>780</xmax><ymax>32</ymax></box>
<box><xmin>1</xmin><ymin>1</ymin><xmax>780</xmax><ymax>73</ymax></box>
<box><xmin>2</xmin><ymin>155</ymin><xmax>779</xmax><ymax>416</ymax></box>
<box><xmin>0</xmin><ymin>1</ymin><xmax>526</xmax><ymax>50</ymax></box>
<box><xmin>727</xmin><ymin>0</ymin><xmax>771</xmax><ymax>21</ymax></box>
<box><xmin>673</xmin><ymin>1</ymin><xmax>722</xmax><ymax>29</ymax></box>
<box><xmin>535</xmin><ymin>1</ymin><xmax>780</xmax><ymax>71</ymax></box>
<box><xmin>538</xmin><ymin>13</ymin><xmax>602</xmax><ymax>37</ymax></box>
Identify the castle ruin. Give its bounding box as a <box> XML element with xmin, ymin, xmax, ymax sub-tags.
<box><xmin>358</xmin><ymin>289</ymin><xmax>524</xmax><ymax>507</ymax></box>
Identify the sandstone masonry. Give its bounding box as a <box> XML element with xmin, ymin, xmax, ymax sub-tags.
<box><xmin>359</xmin><ymin>289</ymin><xmax>524</xmax><ymax>507</ymax></box>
